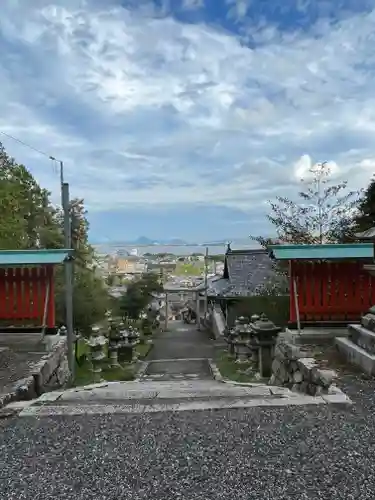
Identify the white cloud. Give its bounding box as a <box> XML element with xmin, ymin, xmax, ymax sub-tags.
<box><xmin>0</xmin><ymin>0</ymin><xmax>374</xmax><ymax>215</ymax></box>
<box><xmin>293</xmin><ymin>155</ymin><xmax>340</xmax><ymax>181</ymax></box>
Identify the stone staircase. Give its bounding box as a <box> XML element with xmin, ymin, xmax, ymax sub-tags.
<box><xmin>336</xmin><ymin>307</ymin><xmax>375</xmax><ymax>375</ymax></box>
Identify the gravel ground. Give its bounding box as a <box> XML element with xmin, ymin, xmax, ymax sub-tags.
<box><xmin>0</xmin><ymin>348</ymin><xmax>43</xmax><ymax>393</ymax></box>
<box><xmin>1</xmin><ymin>374</ymin><xmax>375</xmax><ymax>499</ymax></box>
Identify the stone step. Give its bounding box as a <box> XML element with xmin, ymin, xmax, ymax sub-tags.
<box><xmin>348</xmin><ymin>324</ymin><xmax>375</xmax><ymax>355</ymax></box>
<box><xmin>335</xmin><ymin>337</ymin><xmax>375</xmax><ymax>376</ymax></box>
<box><xmin>40</xmin><ymin>380</ymin><xmax>277</xmax><ymax>403</ymax></box>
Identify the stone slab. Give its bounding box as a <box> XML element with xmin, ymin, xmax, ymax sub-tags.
<box><xmin>348</xmin><ymin>324</ymin><xmax>375</xmax><ymax>354</ymax></box>
<box><xmin>55</xmin><ymin>380</ymin><xmax>274</xmax><ymax>402</ymax></box>
<box><xmin>145</xmin><ymin>358</ymin><xmax>212</xmax><ymax>378</ymax></box>
<box><xmin>286</xmin><ymin>327</ymin><xmax>349</xmax><ymax>345</ymax></box>
<box><xmin>335</xmin><ymin>337</ymin><xmax>375</xmax><ymax>375</ymax></box>
<box><xmin>18</xmin><ymin>395</ymin><xmax>331</xmax><ymax>417</ymax></box>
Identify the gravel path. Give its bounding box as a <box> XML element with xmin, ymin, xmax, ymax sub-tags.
<box><xmin>1</xmin><ymin>374</ymin><xmax>375</xmax><ymax>499</ymax></box>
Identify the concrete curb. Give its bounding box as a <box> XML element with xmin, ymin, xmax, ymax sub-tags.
<box><xmin>207</xmin><ymin>358</ymin><xmax>265</xmax><ymax>387</ymax></box>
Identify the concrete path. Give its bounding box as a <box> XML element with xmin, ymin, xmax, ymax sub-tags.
<box><xmin>142</xmin><ymin>320</ymin><xmax>215</xmax><ymax>381</ymax></box>
<box><xmin>147</xmin><ymin>320</ymin><xmax>214</xmax><ymax>360</ymax></box>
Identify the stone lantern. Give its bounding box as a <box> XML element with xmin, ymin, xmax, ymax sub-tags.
<box><xmin>107</xmin><ymin>315</ymin><xmax>117</xmax><ymax>338</ymax></box>
<box><xmin>86</xmin><ymin>325</ymin><xmax>108</xmax><ymax>382</ymax></box>
<box><xmin>141</xmin><ymin>311</ymin><xmax>152</xmax><ymax>338</ymax></box>
<box><xmin>108</xmin><ymin>322</ymin><xmax>122</xmax><ymax>367</ymax></box>
<box><xmin>118</xmin><ymin>325</ymin><xmax>140</xmax><ymax>363</ymax></box>
<box><xmin>226</xmin><ymin>320</ymin><xmax>240</xmax><ymax>355</ymax></box>
<box><xmin>250</xmin><ymin>314</ymin><xmax>281</xmax><ymax>378</ymax></box>
<box><xmin>232</xmin><ymin>316</ymin><xmax>252</xmax><ymax>362</ymax></box>
<box><xmin>250</xmin><ymin>313</ymin><xmax>260</xmax><ymax>323</ymax></box>
<box><xmin>58</xmin><ymin>325</ymin><xmax>67</xmax><ymax>336</ymax></box>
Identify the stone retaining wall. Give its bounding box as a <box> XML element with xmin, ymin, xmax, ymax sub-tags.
<box><xmin>31</xmin><ymin>337</ymin><xmax>70</xmax><ymax>393</ymax></box>
<box><xmin>269</xmin><ymin>336</ymin><xmax>336</xmax><ymax>396</ymax></box>
<box><xmin>0</xmin><ymin>337</ymin><xmax>70</xmax><ymax>409</ymax></box>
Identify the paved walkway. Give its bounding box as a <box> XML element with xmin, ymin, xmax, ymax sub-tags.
<box><xmin>142</xmin><ymin>320</ymin><xmax>215</xmax><ymax>381</ymax></box>
<box><xmin>147</xmin><ymin>320</ymin><xmax>214</xmax><ymax>360</ymax></box>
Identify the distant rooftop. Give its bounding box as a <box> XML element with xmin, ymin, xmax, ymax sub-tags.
<box><xmin>206</xmin><ymin>248</ymin><xmax>283</xmax><ymax>298</ymax></box>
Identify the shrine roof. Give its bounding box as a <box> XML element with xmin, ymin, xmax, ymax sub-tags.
<box><xmin>0</xmin><ymin>249</ymin><xmax>73</xmax><ymax>267</ymax></box>
<box><xmin>206</xmin><ymin>248</ymin><xmax>285</xmax><ymax>298</ymax></box>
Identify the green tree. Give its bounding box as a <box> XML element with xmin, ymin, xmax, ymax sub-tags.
<box><xmin>353</xmin><ymin>175</ymin><xmax>375</xmax><ymax>234</ymax></box>
<box><xmin>54</xmin><ymin>197</ymin><xmax>110</xmax><ymax>333</ymax></box>
<box><xmin>0</xmin><ymin>143</ymin><xmax>63</xmax><ymax>249</ymax></box>
<box><xmin>119</xmin><ymin>272</ymin><xmax>163</xmax><ymax>319</ymax></box>
<box><xmin>0</xmin><ymin>142</ymin><xmax>111</xmax><ymax>334</ymax></box>
<box><xmin>105</xmin><ymin>274</ymin><xmax>116</xmax><ymax>286</ymax></box>
<box><xmin>252</xmin><ymin>162</ymin><xmax>359</xmax><ymax>246</ymax></box>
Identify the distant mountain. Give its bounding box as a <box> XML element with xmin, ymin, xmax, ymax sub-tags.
<box><xmin>127</xmin><ymin>236</ymin><xmax>190</xmax><ymax>245</ymax></box>
<box><xmin>92</xmin><ymin>236</ymin><xmax>256</xmax><ymax>247</ymax></box>
<box><xmin>167</xmin><ymin>238</ymin><xmax>189</xmax><ymax>245</ymax></box>
<box><xmin>134</xmin><ymin>236</ymin><xmax>156</xmax><ymax>245</ymax></box>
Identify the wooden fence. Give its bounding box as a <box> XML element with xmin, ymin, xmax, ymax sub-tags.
<box><xmin>290</xmin><ymin>260</ymin><xmax>375</xmax><ymax>324</ymax></box>
<box><xmin>0</xmin><ymin>266</ymin><xmax>55</xmax><ymax>328</ymax></box>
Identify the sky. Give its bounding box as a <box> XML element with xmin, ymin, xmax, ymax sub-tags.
<box><xmin>1</xmin><ymin>0</ymin><xmax>375</xmax><ymax>243</ymax></box>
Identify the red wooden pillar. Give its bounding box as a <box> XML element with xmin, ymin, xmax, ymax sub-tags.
<box><xmin>289</xmin><ymin>260</ymin><xmax>297</xmax><ymax>324</ymax></box>
<box><xmin>46</xmin><ymin>265</ymin><xmax>55</xmax><ymax>329</ymax></box>
<box><xmin>0</xmin><ymin>268</ymin><xmax>7</xmax><ymax>319</ymax></box>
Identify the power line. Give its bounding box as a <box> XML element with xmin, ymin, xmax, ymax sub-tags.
<box><xmin>0</xmin><ymin>130</ymin><xmax>61</xmax><ymax>176</ymax></box>
<box><xmin>0</xmin><ymin>130</ymin><xmax>54</xmax><ymax>160</ymax></box>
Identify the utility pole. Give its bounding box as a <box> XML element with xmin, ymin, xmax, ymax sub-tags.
<box><xmin>51</xmin><ymin>158</ymin><xmax>75</xmax><ymax>379</ymax></box>
<box><xmin>62</xmin><ymin>182</ymin><xmax>75</xmax><ymax>380</ymax></box>
<box><xmin>204</xmin><ymin>246</ymin><xmax>209</xmax><ymax>316</ymax></box>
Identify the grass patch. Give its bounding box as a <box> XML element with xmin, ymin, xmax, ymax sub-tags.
<box><xmin>73</xmin><ymin>359</ymin><xmax>137</xmax><ymax>387</ymax></box>
<box><xmin>214</xmin><ymin>349</ymin><xmax>267</xmax><ymax>383</ymax></box>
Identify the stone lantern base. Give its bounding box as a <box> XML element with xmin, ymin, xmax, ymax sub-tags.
<box><xmin>233</xmin><ymin>341</ymin><xmax>250</xmax><ymax>363</ymax></box>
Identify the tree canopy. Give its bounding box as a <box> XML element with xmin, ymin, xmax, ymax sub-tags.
<box><xmin>0</xmin><ymin>142</ymin><xmax>109</xmax><ymax>333</ymax></box>
<box><xmin>118</xmin><ymin>272</ymin><xmax>163</xmax><ymax>319</ymax></box>
<box><xmin>353</xmin><ymin>175</ymin><xmax>375</xmax><ymax>234</ymax></box>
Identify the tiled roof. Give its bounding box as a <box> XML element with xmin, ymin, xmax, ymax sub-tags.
<box><xmin>207</xmin><ymin>249</ymin><xmax>286</xmax><ymax>297</ymax></box>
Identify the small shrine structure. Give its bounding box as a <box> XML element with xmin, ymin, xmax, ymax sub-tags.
<box><xmin>0</xmin><ymin>249</ymin><xmax>72</xmax><ymax>334</ymax></box>
<box><xmin>269</xmin><ymin>243</ymin><xmax>375</xmax><ymax>328</ymax></box>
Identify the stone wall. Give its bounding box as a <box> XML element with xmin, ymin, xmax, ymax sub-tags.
<box><xmin>0</xmin><ymin>337</ymin><xmax>70</xmax><ymax>409</ymax></box>
<box><xmin>269</xmin><ymin>336</ymin><xmax>336</xmax><ymax>396</ymax></box>
<box><xmin>31</xmin><ymin>337</ymin><xmax>70</xmax><ymax>394</ymax></box>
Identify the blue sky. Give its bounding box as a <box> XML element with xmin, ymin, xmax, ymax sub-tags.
<box><xmin>1</xmin><ymin>0</ymin><xmax>375</xmax><ymax>243</ymax></box>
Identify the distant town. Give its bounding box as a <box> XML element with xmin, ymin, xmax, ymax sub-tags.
<box><xmin>92</xmin><ymin>245</ymin><xmax>227</xmax><ymax>300</ymax></box>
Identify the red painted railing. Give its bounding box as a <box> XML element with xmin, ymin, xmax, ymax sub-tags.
<box><xmin>0</xmin><ymin>265</ymin><xmax>55</xmax><ymax>328</ymax></box>
<box><xmin>289</xmin><ymin>260</ymin><xmax>375</xmax><ymax>324</ymax></box>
